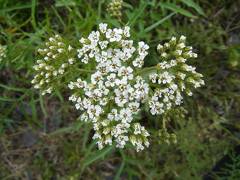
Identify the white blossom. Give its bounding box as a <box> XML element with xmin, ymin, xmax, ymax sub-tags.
<box><xmin>99</xmin><ymin>23</ymin><xmax>108</xmax><ymax>33</ymax></box>
<box><xmin>70</xmin><ymin>24</ymin><xmax>150</xmax><ymax>151</ymax></box>
<box><xmin>33</xmin><ymin>25</ymin><xmax>204</xmax><ymax>152</ymax></box>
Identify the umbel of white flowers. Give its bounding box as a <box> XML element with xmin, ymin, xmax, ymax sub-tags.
<box><xmin>32</xmin><ymin>23</ymin><xmax>204</xmax><ymax>152</ymax></box>
<box><xmin>0</xmin><ymin>44</ymin><xmax>7</xmax><ymax>62</ymax></box>
<box><xmin>69</xmin><ymin>23</ymin><xmax>150</xmax><ymax>151</ymax></box>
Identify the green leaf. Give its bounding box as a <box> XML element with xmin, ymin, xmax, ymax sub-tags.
<box><xmin>0</xmin><ymin>97</ymin><xmax>17</xmax><ymax>102</ymax></box>
<box><xmin>31</xmin><ymin>0</ymin><xmax>37</xmax><ymax>30</ymax></box>
<box><xmin>0</xmin><ymin>4</ymin><xmax>32</xmax><ymax>12</ymax></box>
<box><xmin>0</xmin><ymin>84</ymin><xmax>27</xmax><ymax>92</ymax></box>
<box><xmin>49</xmin><ymin>122</ymin><xmax>84</xmax><ymax>136</ymax></box>
<box><xmin>144</xmin><ymin>12</ymin><xmax>176</xmax><ymax>33</ymax></box>
<box><xmin>39</xmin><ymin>94</ymin><xmax>48</xmax><ymax>117</ymax></box>
<box><xmin>83</xmin><ymin>146</ymin><xmax>113</xmax><ymax>167</ymax></box>
<box><xmin>114</xmin><ymin>161</ymin><xmax>125</xmax><ymax>180</ymax></box>
<box><xmin>55</xmin><ymin>0</ymin><xmax>77</xmax><ymax>7</ymax></box>
<box><xmin>179</xmin><ymin>0</ymin><xmax>205</xmax><ymax>16</ymax></box>
<box><xmin>160</xmin><ymin>2</ymin><xmax>196</xmax><ymax>18</ymax></box>
<box><xmin>127</xmin><ymin>1</ymin><xmax>148</xmax><ymax>26</ymax></box>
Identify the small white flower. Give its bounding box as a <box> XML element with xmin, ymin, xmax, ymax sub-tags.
<box><xmin>81</xmin><ymin>54</ymin><xmax>89</xmax><ymax>64</ymax></box>
<box><xmin>115</xmin><ymin>95</ymin><xmax>128</xmax><ymax>107</ymax></box>
<box><xmin>138</xmin><ymin>41</ymin><xmax>149</xmax><ymax>56</ymax></box>
<box><xmin>99</xmin><ymin>41</ymin><xmax>109</xmax><ymax>49</ymax></box>
<box><xmin>118</xmin><ymin>66</ymin><xmax>133</xmax><ymax>80</ymax></box>
<box><xmin>133</xmin><ymin>57</ymin><xmax>144</xmax><ymax>68</ymax></box>
<box><xmin>129</xmin><ymin>102</ymin><xmax>140</xmax><ymax>114</ymax></box>
<box><xmin>123</xmin><ymin>26</ymin><xmax>130</xmax><ymax>37</ymax></box>
<box><xmin>99</xmin><ymin>23</ymin><xmax>108</xmax><ymax>33</ymax></box>
<box><xmin>180</xmin><ymin>35</ymin><xmax>186</xmax><ymax>42</ymax></box>
<box><xmin>107</xmin><ymin>109</ymin><xmax>119</xmax><ymax>121</ymax></box>
<box><xmin>88</xmin><ymin>31</ymin><xmax>100</xmax><ymax>43</ymax></box>
<box><xmin>105</xmin><ymin>73</ymin><xmax>116</xmax><ymax>87</ymax></box>
<box><xmin>106</xmin><ymin>28</ymin><xmax>122</xmax><ymax>42</ymax></box>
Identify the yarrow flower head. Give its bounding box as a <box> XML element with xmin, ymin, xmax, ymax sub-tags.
<box><xmin>148</xmin><ymin>35</ymin><xmax>205</xmax><ymax>115</ymax></box>
<box><xmin>69</xmin><ymin>23</ymin><xmax>150</xmax><ymax>151</ymax></box>
<box><xmin>32</xmin><ymin>35</ymin><xmax>76</xmax><ymax>95</ymax></box>
<box><xmin>32</xmin><ymin>23</ymin><xmax>204</xmax><ymax>152</ymax></box>
<box><xmin>0</xmin><ymin>44</ymin><xmax>7</xmax><ymax>62</ymax></box>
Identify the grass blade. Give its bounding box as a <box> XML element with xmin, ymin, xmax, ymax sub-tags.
<box><xmin>0</xmin><ymin>84</ymin><xmax>27</xmax><ymax>92</ymax></box>
<box><xmin>127</xmin><ymin>1</ymin><xmax>147</xmax><ymax>26</ymax></box>
<box><xmin>49</xmin><ymin>122</ymin><xmax>84</xmax><ymax>136</ymax></box>
<box><xmin>144</xmin><ymin>12</ymin><xmax>175</xmax><ymax>33</ymax></box>
<box><xmin>180</xmin><ymin>0</ymin><xmax>205</xmax><ymax>16</ymax></box>
<box><xmin>114</xmin><ymin>160</ymin><xmax>125</xmax><ymax>180</ymax></box>
<box><xmin>0</xmin><ymin>4</ymin><xmax>32</xmax><ymax>12</ymax></box>
<box><xmin>160</xmin><ymin>2</ymin><xmax>196</xmax><ymax>18</ymax></box>
<box><xmin>0</xmin><ymin>97</ymin><xmax>17</xmax><ymax>102</ymax></box>
<box><xmin>39</xmin><ymin>94</ymin><xmax>48</xmax><ymax>117</ymax></box>
<box><xmin>83</xmin><ymin>146</ymin><xmax>113</xmax><ymax>167</ymax></box>
<box><xmin>31</xmin><ymin>0</ymin><xmax>37</xmax><ymax>30</ymax></box>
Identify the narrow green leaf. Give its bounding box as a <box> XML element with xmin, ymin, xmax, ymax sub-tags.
<box><xmin>30</xmin><ymin>92</ymin><xmax>37</xmax><ymax>122</ymax></box>
<box><xmin>83</xmin><ymin>146</ymin><xmax>113</xmax><ymax>167</ymax></box>
<box><xmin>127</xmin><ymin>2</ymin><xmax>148</xmax><ymax>26</ymax></box>
<box><xmin>0</xmin><ymin>97</ymin><xmax>17</xmax><ymax>102</ymax></box>
<box><xmin>0</xmin><ymin>4</ymin><xmax>32</xmax><ymax>12</ymax></box>
<box><xmin>144</xmin><ymin>12</ymin><xmax>175</xmax><ymax>33</ymax></box>
<box><xmin>82</xmin><ymin>125</ymin><xmax>91</xmax><ymax>150</ymax></box>
<box><xmin>51</xmin><ymin>6</ymin><xmax>66</xmax><ymax>29</ymax></box>
<box><xmin>122</xmin><ymin>2</ymin><xmax>134</xmax><ymax>10</ymax></box>
<box><xmin>160</xmin><ymin>2</ymin><xmax>196</xmax><ymax>18</ymax></box>
<box><xmin>39</xmin><ymin>94</ymin><xmax>48</xmax><ymax>117</ymax></box>
<box><xmin>55</xmin><ymin>0</ymin><xmax>77</xmax><ymax>7</ymax></box>
<box><xmin>55</xmin><ymin>89</ymin><xmax>64</xmax><ymax>103</ymax></box>
<box><xmin>114</xmin><ymin>161</ymin><xmax>125</xmax><ymax>180</ymax></box>
<box><xmin>0</xmin><ymin>84</ymin><xmax>27</xmax><ymax>92</ymax></box>
<box><xmin>49</xmin><ymin>122</ymin><xmax>84</xmax><ymax>136</ymax></box>
<box><xmin>31</xmin><ymin>0</ymin><xmax>37</xmax><ymax>30</ymax></box>
<box><xmin>179</xmin><ymin>0</ymin><xmax>205</xmax><ymax>16</ymax></box>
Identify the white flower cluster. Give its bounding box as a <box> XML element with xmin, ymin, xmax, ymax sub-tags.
<box><xmin>0</xmin><ymin>44</ymin><xmax>6</xmax><ymax>62</ymax></box>
<box><xmin>148</xmin><ymin>36</ymin><xmax>204</xmax><ymax>115</ymax></box>
<box><xmin>69</xmin><ymin>23</ymin><xmax>150</xmax><ymax>151</ymax></box>
<box><xmin>32</xmin><ymin>35</ymin><xmax>75</xmax><ymax>95</ymax></box>
<box><xmin>32</xmin><ymin>23</ymin><xmax>205</xmax><ymax>152</ymax></box>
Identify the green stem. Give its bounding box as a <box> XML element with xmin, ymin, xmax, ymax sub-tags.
<box><xmin>135</xmin><ymin>66</ymin><xmax>158</xmax><ymax>75</ymax></box>
<box><xmin>162</xmin><ymin>118</ymin><xmax>166</xmax><ymax>129</ymax></box>
<box><xmin>76</xmin><ymin>68</ymin><xmax>95</xmax><ymax>73</ymax></box>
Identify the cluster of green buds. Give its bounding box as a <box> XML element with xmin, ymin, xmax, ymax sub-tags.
<box><xmin>31</xmin><ymin>35</ymin><xmax>76</xmax><ymax>95</ymax></box>
<box><xmin>107</xmin><ymin>0</ymin><xmax>123</xmax><ymax>20</ymax></box>
<box><xmin>158</xmin><ymin>118</ymin><xmax>177</xmax><ymax>145</ymax></box>
<box><xmin>148</xmin><ymin>36</ymin><xmax>204</xmax><ymax>115</ymax></box>
<box><xmin>0</xmin><ymin>44</ymin><xmax>7</xmax><ymax>62</ymax></box>
<box><xmin>158</xmin><ymin>128</ymin><xmax>177</xmax><ymax>145</ymax></box>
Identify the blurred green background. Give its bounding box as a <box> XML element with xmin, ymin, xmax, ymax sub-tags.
<box><xmin>0</xmin><ymin>0</ymin><xmax>240</xmax><ymax>179</ymax></box>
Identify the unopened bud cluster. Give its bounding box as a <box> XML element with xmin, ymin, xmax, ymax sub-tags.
<box><xmin>0</xmin><ymin>44</ymin><xmax>6</xmax><ymax>62</ymax></box>
<box><xmin>107</xmin><ymin>0</ymin><xmax>123</xmax><ymax>20</ymax></box>
<box><xmin>31</xmin><ymin>35</ymin><xmax>76</xmax><ymax>95</ymax></box>
<box><xmin>148</xmin><ymin>36</ymin><xmax>204</xmax><ymax>115</ymax></box>
<box><xmin>159</xmin><ymin>128</ymin><xmax>177</xmax><ymax>144</ymax></box>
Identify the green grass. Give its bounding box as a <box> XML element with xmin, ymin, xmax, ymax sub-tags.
<box><xmin>0</xmin><ymin>0</ymin><xmax>240</xmax><ymax>179</ymax></box>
